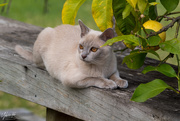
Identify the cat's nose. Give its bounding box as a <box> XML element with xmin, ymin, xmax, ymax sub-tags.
<box><xmin>82</xmin><ymin>55</ymin><xmax>87</xmax><ymax>59</ymax></box>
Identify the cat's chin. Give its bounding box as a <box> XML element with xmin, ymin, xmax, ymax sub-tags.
<box><xmin>80</xmin><ymin>58</ymin><xmax>92</xmax><ymax>64</ymax></box>
<box><xmin>81</xmin><ymin>59</ymin><xmax>90</xmax><ymax>63</ymax></box>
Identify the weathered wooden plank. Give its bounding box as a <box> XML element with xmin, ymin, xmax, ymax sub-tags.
<box><xmin>0</xmin><ymin>16</ymin><xmax>180</xmax><ymax>121</ymax></box>
<box><xmin>0</xmin><ymin>56</ymin><xmax>136</xmax><ymax>121</ymax></box>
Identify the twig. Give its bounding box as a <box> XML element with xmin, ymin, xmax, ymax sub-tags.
<box><xmin>175</xmin><ymin>19</ymin><xmax>180</xmax><ymax>38</ymax></box>
<box><xmin>167</xmin><ymin>11</ymin><xmax>180</xmax><ymax>16</ymax></box>
<box><xmin>156</xmin><ymin>11</ymin><xmax>168</xmax><ymax>22</ymax></box>
<box><xmin>156</xmin><ymin>11</ymin><xmax>180</xmax><ymax>21</ymax></box>
<box><xmin>158</xmin><ymin>53</ymin><xmax>174</xmax><ymax>66</ymax></box>
<box><xmin>146</xmin><ymin>16</ymin><xmax>180</xmax><ymax>39</ymax></box>
<box><xmin>139</xmin><ymin>16</ymin><xmax>148</xmax><ymax>36</ymax></box>
<box><xmin>176</xmin><ymin>54</ymin><xmax>180</xmax><ymax>91</ymax></box>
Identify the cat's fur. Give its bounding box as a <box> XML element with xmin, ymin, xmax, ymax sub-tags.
<box><xmin>15</xmin><ymin>20</ymin><xmax>128</xmax><ymax>89</ymax></box>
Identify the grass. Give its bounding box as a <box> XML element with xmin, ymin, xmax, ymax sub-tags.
<box><xmin>0</xmin><ymin>0</ymin><xmax>97</xmax><ymax>28</ymax></box>
<box><xmin>0</xmin><ymin>0</ymin><xmax>179</xmax><ymax>118</ymax></box>
<box><xmin>0</xmin><ymin>91</ymin><xmax>46</xmax><ymax>117</ymax></box>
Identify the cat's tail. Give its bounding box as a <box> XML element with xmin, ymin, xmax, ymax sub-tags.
<box><xmin>15</xmin><ymin>45</ymin><xmax>33</xmax><ymax>63</ymax></box>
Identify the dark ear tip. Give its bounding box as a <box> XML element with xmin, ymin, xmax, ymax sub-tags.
<box><xmin>100</xmin><ymin>28</ymin><xmax>115</xmax><ymax>41</ymax></box>
<box><xmin>106</xmin><ymin>28</ymin><xmax>115</xmax><ymax>36</ymax></box>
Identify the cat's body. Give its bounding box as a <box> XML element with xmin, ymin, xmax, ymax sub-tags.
<box><xmin>15</xmin><ymin>20</ymin><xmax>128</xmax><ymax>89</ymax></box>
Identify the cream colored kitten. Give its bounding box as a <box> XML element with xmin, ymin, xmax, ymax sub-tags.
<box><xmin>15</xmin><ymin>20</ymin><xmax>128</xmax><ymax>89</ymax></box>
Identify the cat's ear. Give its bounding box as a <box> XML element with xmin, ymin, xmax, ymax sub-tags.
<box><xmin>99</xmin><ymin>28</ymin><xmax>114</xmax><ymax>42</ymax></box>
<box><xmin>78</xmin><ymin>19</ymin><xmax>90</xmax><ymax>37</ymax></box>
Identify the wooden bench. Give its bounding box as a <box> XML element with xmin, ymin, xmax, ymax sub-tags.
<box><xmin>0</xmin><ymin>16</ymin><xmax>180</xmax><ymax>121</ymax></box>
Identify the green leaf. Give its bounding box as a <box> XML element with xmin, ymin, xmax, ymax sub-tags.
<box><xmin>122</xmin><ymin>50</ymin><xmax>147</xmax><ymax>69</ymax></box>
<box><xmin>139</xmin><ymin>37</ymin><xmax>148</xmax><ymax>48</ymax></box>
<box><xmin>140</xmin><ymin>29</ymin><xmax>161</xmax><ymax>46</ymax></box>
<box><xmin>157</xmin><ymin>64</ymin><xmax>177</xmax><ymax>78</ymax></box>
<box><xmin>122</xmin><ymin>4</ymin><xmax>133</xmax><ymax>19</ymax></box>
<box><xmin>160</xmin><ymin>0</ymin><xmax>179</xmax><ymax>12</ymax></box>
<box><xmin>145</xmin><ymin>50</ymin><xmax>161</xmax><ymax>60</ymax></box>
<box><xmin>126</xmin><ymin>0</ymin><xmax>137</xmax><ymax>8</ymax></box>
<box><xmin>138</xmin><ymin>30</ymin><xmax>148</xmax><ymax>48</ymax></box>
<box><xmin>138</xmin><ymin>0</ymin><xmax>148</xmax><ymax>14</ymax></box>
<box><xmin>92</xmin><ymin>0</ymin><xmax>113</xmax><ymax>31</ymax></box>
<box><xmin>147</xmin><ymin>35</ymin><xmax>161</xmax><ymax>46</ymax></box>
<box><xmin>62</xmin><ymin>0</ymin><xmax>86</xmax><ymax>25</ymax></box>
<box><xmin>142</xmin><ymin>65</ymin><xmax>156</xmax><ymax>74</ymax></box>
<box><xmin>131</xmin><ymin>79</ymin><xmax>173</xmax><ymax>102</ymax></box>
<box><xmin>101</xmin><ymin>35</ymin><xmax>139</xmax><ymax>47</ymax></box>
<box><xmin>160</xmin><ymin>38</ymin><xmax>180</xmax><ymax>54</ymax></box>
<box><xmin>142</xmin><ymin>64</ymin><xmax>177</xmax><ymax>78</ymax></box>
<box><xmin>113</xmin><ymin>0</ymin><xmax>136</xmax><ymax>35</ymax></box>
<box><xmin>148</xmin><ymin>0</ymin><xmax>158</xmax><ymax>20</ymax></box>
<box><xmin>115</xmin><ymin>24</ymin><xmax>123</xmax><ymax>36</ymax></box>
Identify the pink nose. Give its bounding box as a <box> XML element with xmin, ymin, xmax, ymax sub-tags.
<box><xmin>82</xmin><ymin>55</ymin><xmax>87</xmax><ymax>59</ymax></box>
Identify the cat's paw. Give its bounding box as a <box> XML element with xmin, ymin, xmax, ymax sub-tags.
<box><xmin>116</xmin><ymin>79</ymin><xmax>128</xmax><ymax>88</ymax></box>
<box><xmin>99</xmin><ymin>79</ymin><xmax>118</xmax><ymax>89</ymax></box>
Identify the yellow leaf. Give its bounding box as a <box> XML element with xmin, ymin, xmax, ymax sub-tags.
<box><xmin>92</xmin><ymin>0</ymin><xmax>113</xmax><ymax>31</ymax></box>
<box><xmin>0</xmin><ymin>3</ymin><xmax>7</xmax><ymax>7</ymax></box>
<box><xmin>126</xmin><ymin>0</ymin><xmax>138</xmax><ymax>8</ymax></box>
<box><xmin>62</xmin><ymin>0</ymin><xmax>86</xmax><ymax>25</ymax></box>
<box><xmin>149</xmin><ymin>2</ymin><xmax>159</xmax><ymax>6</ymax></box>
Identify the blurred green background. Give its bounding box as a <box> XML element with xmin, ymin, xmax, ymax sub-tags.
<box><xmin>1</xmin><ymin>0</ymin><xmax>98</xmax><ymax>29</ymax></box>
<box><xmin>0</xmin><ymin>0</ymin><xmax>179</xmax><ymax>118</ymax></box>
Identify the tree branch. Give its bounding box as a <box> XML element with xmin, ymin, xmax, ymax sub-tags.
<box><xmin>175</xmin><ymin>19</ymin><xmax>180</xmax><ymax>38</ymax></box>
<box><xmin>156</xmin><ymin>11</ymin><xmax>180</xmax><ymax>21</ymax></box>
<box><xmin>146</xmin><ymin>16</ymin><xmax>180</xmax><ymax>39</ymax></box>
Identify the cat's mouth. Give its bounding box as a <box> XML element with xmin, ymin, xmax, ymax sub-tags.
<box><xmin>81</xmin><ymin>58</ymin><xmax>89</xmax><ymax>62</ymax></box>
<box><xmin>80</xmin><ymin>57</ymin><xmax>91</xmax><ymax>63</ymax></box>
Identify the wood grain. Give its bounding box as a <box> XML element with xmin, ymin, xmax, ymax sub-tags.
<box><xmin>0</xmin><ymin>16</ymin><xmax>180</xmax><ymax>121</ymax></box>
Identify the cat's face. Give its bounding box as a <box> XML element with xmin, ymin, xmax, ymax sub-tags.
<box><xmin>78</xmin><ymin>34</ymin><xmax>112</xmax><ymax>64</ymax></box>
<box><xmin>78</xmin><ymin>20</ymin><xmax>114</xmax><ymax>65</ymax></box>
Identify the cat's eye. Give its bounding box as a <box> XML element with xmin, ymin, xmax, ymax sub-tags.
<box><xmin>91</xmin><ymin>47</ymin><xmax>98</xmax><ymax>52</ymax></box>
<box><xmin>79</xmin><ymin>44</ymin><xmax>84</xmax><ymax>49</ymax></box>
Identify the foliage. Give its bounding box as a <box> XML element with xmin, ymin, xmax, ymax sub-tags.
<box><xmin>0</xmin><ymin>3</ymin><xmax>7</xmax><ymax>7</ymax></box>
<box><xmin>62</xmin><ymin>0</ymin><xmax>86</xmax><ymax>25</ymax></box>
<box><xmin>62</xmin><ymin>0</ymin><xmax>180</xmax><ymax>102</ymax></box>
<box><xmin>131</xmin><ymin>79</ymin><xmax>176</xmax><ymax>102</ymax></box>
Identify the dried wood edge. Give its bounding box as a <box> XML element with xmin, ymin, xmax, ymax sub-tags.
<box><xmin>1</xmin><ymin>56</ymin><xmax>180</xmax><ymax>121</ymax></box>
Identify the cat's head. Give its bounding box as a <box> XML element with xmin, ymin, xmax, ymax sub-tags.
<box><xmin>77</xmin><ymin>20</ymin><xmax>114</xmax><ymax>65</ymax></box>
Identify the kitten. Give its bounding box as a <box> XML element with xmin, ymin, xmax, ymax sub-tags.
<box><xmin>15</xmin><ymin>20</ymin><xmax>128</xmax><ymax>89</ymax></box>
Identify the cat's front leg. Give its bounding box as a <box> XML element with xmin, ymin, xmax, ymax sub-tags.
<box><xmin>75</xmin><ymin>77</ymin><xmax>117</xmax><ymax>89</ymax></box>
<box><xmin>110</xmin><ymin>71</ymin><xmax>128</xmax><ymax>88</ymax></box>
<box><xmin>62</xmin><ymin>76</ymin><xmax>117</xmax><ymax>89</ymax></box>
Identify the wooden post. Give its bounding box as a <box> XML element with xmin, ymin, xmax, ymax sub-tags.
<box><xmin>43</xmin><ymin>0</ymin><xmax>48</xmax><ymax>14</ymax></box>
<box><xmin>46</xmin><ymin>108</ymin><xmax>83</xmax><ymax>121</ymax></box>
<box><xmin>6</xmin><ymin>0</ymin><xmax>12</xmax><ymax>14</ymax></box>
